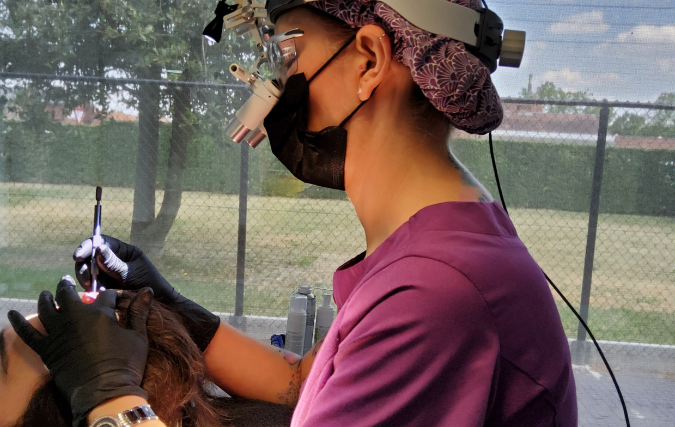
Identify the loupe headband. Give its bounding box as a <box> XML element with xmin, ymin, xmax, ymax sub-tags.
<box><xmin>266</xmin><ymin>0</ymin><xmax>525</xmax><ymax>72</ymax></box>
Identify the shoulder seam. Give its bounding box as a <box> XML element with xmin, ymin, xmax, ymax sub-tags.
<box><xmin>412</xmin><ymin>256</ymin><xmax>500</xmax><ymax>343</ymax></box>
<box><xmin>417</xmin><ymin>228</ymin><xmax>518</xmax><ymax>238</ymax></box>
<box><xmin>499</xmin><ymin>356</ymin><xmax>559</xmax><ymax>420</ymax></box>
<box><xmin>365</xmin><ymin>255</ymin><xmax>501</xmax><ymax>343</ymax></box>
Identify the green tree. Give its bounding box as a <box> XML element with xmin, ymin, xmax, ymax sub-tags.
<box><xmin>520</xmin><ymin>81</ymin><xmax>601</xmax><ymax>115</ymax></box>
<box><xmin>0</xmin><ymin>0</ymin><xmax>254</xmax><ymax>254</ymax></box>
<box><xmin>609</xmin><ymin>93</ymin><xmax>675</xmax><ymax>138</ymax></box>
<box><xmin>648</xmin><ymin>93</ymin><xmax>675</xmax><ymax>138</ymax></box>
<box><xmin>609</xmin><ymin>111</ymin><xmax>647</xmax><ymax>136</ymax></box>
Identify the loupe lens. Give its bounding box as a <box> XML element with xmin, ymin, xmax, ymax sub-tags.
<box><xmin>267</xmin><ymin>29</ymin><xmax>303</xmax><ymax>86</ymax></box>
<box><xmin>269</xmin><ymin>40</ymin><xmax>297</xmax><ymax>83</ymax></box>
<box><xmin>225</xmin><ymin>118</ymin><xmax>252</xmax><ymax>144</ymax></box>
<box><xmin>246</xmin><ymin>128</ymin><xmax>267</xmax><ymax>148</ymax></box>
<box><xmin>268</xmin><ymin>42</ymin><xmax>283</xmax><ymax>71</ymax></box>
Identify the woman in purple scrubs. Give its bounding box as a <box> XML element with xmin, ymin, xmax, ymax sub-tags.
<box><xmin>11</xmin><ymin>1</ymin><xmax>577</xmax><ymax>426</ymax></box>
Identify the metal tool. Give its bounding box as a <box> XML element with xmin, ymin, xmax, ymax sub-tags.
<box><xmin>91</xmin><ymin>186</ymin><xmax>103</xmax><ymax>292</ymax></box>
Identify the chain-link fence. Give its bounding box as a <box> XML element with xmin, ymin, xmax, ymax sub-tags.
<box><xmin>0</xmin><ymin>72</ymin><xmax>365</xmax><ymax>336</ymax></box>
<box><xmin>1</xmin><ymin>73</ymin><xmax>674</xmax><ymax>425</ymax></box>
<box><xmin>453</xmin><ymin>99</ymin><xmax>674</xmax><ymax>346</ymax></box>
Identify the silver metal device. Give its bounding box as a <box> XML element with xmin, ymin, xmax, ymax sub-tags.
<box><xmin>224</xmin><ymin>63</ymin><xmax>282</xmax><ymax>147</ymax></box>
<box><xmin>88</xmin><ymin>404</ymin><xmax>158</xmax><ymax>427</ymax></box>
<box><xmin>205</xmin><ymin>0</ymin><xmax>526</xmax><ymax>147</ymax></box>
<box><xmin>91</xmin><ymin>186</ymin><xmax>102</xmax><ymax>292</ymax></box>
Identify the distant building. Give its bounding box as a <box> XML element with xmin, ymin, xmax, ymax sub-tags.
<box><xmin>614</xmin><ymin>135</ymin><xmax>675</xmax><ymax>150</ymax></box>
<box><xmin>3</xmin><ymin>102</ymin><xmax>169</xmax><ymax>125</ymax></box>
<box><xmin>4</xmin><ymin>100</ymin><xmax>672</xmax><ymax>150</ymax></box>
<box><xmin>451</xmin><ymin>102</ymin><xmax>674</xmax><ymax>150</ymax></box>
<box><xmin>44</xmin><ymin>103</ymin><xmax>98</xmax><ymax>124</ymax></box>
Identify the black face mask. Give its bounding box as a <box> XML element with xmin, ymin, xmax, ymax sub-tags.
<box><xmin>264</xmin><ymin>35</ymin><xmax>369</xmax><ymax>191</ymax></box>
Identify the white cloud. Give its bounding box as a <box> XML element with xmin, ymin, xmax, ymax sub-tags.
<box><xmin>517</xmin><ymin>41</ymin><xmax>548</xmax><ymax>69</ymax></box>
<box><xmin>657</xmin><ymin>58</ymin><xmax>675</xmax><ymax>72</ymax></box>
<box><xmin>616</xmin><ymin>25</ymin><xmax>675</xmax><ymax>44</ymax></box>
<box><xmin>540</xmin><ymin>68</ymin><xmax>583</xmax><ymax>83</ymax></box>
<box><xmin>592</xmin><ymin>24</ymin><xmax>675</xmax><ymax>67</ymax></box>
<box><xmin>548</xmin><ymin>11</ymin><xmax>610</xmax><ymax>35</ymax></box>
<box><xmin>534</xmin><ymin>68</ymin><xmax>625</xmax><ymax>93</ymax></box>
<box><xmin>579</xmin><ymin>24</ymin><xmax>675</xmax><ymax>101</ymax></box>
<box><xmin>492</xmin><ymin>6</ymin><xmax>675</xmax><ymax>102</ymax></box>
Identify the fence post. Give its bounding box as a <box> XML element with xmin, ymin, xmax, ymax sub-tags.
<box><xmin>0</xmin><ymin>114</ymin><xmax>5</xmax><ymax>248</ymax></box>
<box><xmin>231</xmin><ymin>141</ymin><xmax>249</xmax><ymax>332</ymax></box>
<box><xmin>576</xmin><ymin>102</ymin><xmax>610</xmax><ymax>348</ymax></box>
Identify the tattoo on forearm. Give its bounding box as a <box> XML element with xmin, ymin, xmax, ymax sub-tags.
<box><xmin>274</xmin><ymin>339</ymin><xmax>325</xmax><ymax>406</ymax></box>
<box><xmin>276</xmin><ymin>362</ymin><xmax>302</xmax><ymax>406</ymax></box>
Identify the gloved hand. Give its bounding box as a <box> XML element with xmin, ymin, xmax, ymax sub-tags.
<box><xmin>74</xmin><ymin>235</ymin><xmax>220</xmax><ymax>351</ymax></box>
<box><xmin>8</xmin><ymin>277</ymin><xmax>153</xmax><ymax>427</ymax></box>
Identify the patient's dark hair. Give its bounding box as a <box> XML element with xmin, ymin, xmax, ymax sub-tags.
<box><xmin>13</xmin><ymin>291</ymin><xmax>231</xmax><ymax>427</ymax></box>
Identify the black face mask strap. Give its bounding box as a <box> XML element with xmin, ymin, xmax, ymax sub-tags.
<box><xmin>339</xmin><ymin>85</ymin><xmax>379</xmax><ymax>128</ymax></box>
<box><xmin>307</xmin><ymin>34</ymin><xmax>358</xmax><ymax>84</ymax></box>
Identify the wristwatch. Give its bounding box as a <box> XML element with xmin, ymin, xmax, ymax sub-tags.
<box><xmin>89</xmin><ymin>405</ymin><xmax>158</xmax><ymax>427</ymax></box>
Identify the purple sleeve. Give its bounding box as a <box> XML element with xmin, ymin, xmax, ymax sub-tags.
<box><xmin>300</xmin><ymin>258</ymin><xmax>500</xmax><ymax>426</ymax></box>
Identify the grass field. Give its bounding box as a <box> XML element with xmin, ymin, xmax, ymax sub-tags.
<box><xmin>1</xmin><ymin>182</ymin><xmax>673</xmax><ymax>344</ymax></box>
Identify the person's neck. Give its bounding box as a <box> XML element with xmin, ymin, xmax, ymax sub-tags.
<box><xmin>345</xmin><ymin>115</ymin><xmax>488</xmax><ymax>258</ymax></box>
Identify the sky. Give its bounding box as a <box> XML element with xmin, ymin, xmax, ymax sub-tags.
<box><xmin>2</xmin><ymin>0</ymin><xmax>673</xmax><ymax>105</ymax></box>
<box><xmin>487</xmin><ymin>0</ymin><xmax>675</xmax><ymax>102</ymax></box>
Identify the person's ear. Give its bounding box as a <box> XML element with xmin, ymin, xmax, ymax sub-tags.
<box><xmin>354</xmin><ymin>25</ymin><xmax>392</xmax><ymax>102</ymax></box>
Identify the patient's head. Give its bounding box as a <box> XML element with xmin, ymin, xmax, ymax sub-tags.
<box><xmin>0</xmin><ymin>292</ymin><xmax>230</xmax><ymax>427</ymax></box>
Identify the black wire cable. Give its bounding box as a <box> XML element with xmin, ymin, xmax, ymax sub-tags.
<box><xmin>541</xmin><ymin>270</ymin><xmax>630</xmax><ymax>427</ymax></box>
<box><xmin>488</xmin><ymin>131</ymin><xmax>630</xmax><ymax>427</ymax></box>
<box><xmin>488</xmin><ymin>132</ymin><xmax>508</xmax><ymax>215</ymax></box>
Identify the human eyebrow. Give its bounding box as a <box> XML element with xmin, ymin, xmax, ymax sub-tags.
<box><xmin>0</xmin><ymin>327</ymin><xmax>8</xmax><ymax>375</ymax></box>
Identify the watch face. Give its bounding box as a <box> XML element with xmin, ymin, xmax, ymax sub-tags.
<box><xmin>92</xmin><ymin>417</ymin><xmax>119</xmax><ymax>427</ymax></box>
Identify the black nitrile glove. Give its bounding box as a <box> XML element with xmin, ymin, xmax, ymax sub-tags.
<box><xmin>74</xmin><ymin>235</ymin><xmax>220</xmax><ymax>351</ymax></box>
<box><xmin>8</xmin><ymin>277</ymin><xmax>154</xmax><ymax>427</ymax></box>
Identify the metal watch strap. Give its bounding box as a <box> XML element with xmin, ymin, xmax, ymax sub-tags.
<box><xmin>89</xmin><ymin>405</ymin><xmax>158</xmax><ymax>427</ymax></box>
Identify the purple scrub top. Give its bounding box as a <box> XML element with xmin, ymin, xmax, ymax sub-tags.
<box><xmin>291</xmin><ymin>201</ymin><xmax>577</xmax><ymax>427</ymax></box>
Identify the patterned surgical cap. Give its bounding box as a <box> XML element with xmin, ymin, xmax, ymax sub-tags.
<box><xmin>311</xmin><ymin>0</ymin><xmax>503</xmax><ymax>134</ymax></box>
